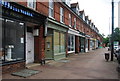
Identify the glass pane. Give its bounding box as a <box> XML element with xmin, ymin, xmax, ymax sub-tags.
<box><xmin>54</xmin><ymin>31</ymin><xmax>60</xmax><ymax>53</ymax></box>
<box><xmin>68</xmin><ymin>35</ymin><xmax>70</xmax><ymax>51</ymax></box>
<box><xmin>71</xmin><ymin>35</ymin><xmax>74</xmax><ymax>51</ymax></box>
<box><xmin>60</xmin><ymin>33</ymin><xmax>65</xmax><ymax>52</ymax></box>
<box><xmin>4</xmin><ymin>19</ymin><xmax>24</xmax><ymax>61</ymax></box>
<box><xmin>0</xmin><ymin>18</ymin><xmax>4</xmax><ymax>62</ymax></box>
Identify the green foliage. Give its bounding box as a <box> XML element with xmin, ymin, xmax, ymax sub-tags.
<box><xmin>113</xmin><ymin>27</ymin><xmax>120</xmax><ymax>42</ymax></box>
<box><xmin>103</xmin><ymin>36</ymin><xmax>110</xmax><ymax>46</ymax></box>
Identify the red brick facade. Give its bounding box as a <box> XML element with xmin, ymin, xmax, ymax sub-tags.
<box><xmin>1</xmin><ymin>1</ymin><xmax>103</xmax><ymax>74</ymax></box>
<box><xmin>17</xmin><ymin>2</ymin><xmax>102</xmax><ymax>41</ymax></box>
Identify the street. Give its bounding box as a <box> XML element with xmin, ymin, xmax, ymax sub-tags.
<box><xmin>2</xmin><ymin>48</ymin><xmax>119</xmax><ymax>79</ymax></box>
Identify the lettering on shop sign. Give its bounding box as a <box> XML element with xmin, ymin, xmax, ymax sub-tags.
<box><xmin>0</xmin><ymin>1</ymin><xmax>33</xmax><ymax>17</ymax></box>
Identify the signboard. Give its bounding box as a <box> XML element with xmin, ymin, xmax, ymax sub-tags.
<box><xmin>1</xmin><ymin>1</ymin><xmax>33</xmax><ymax>17</ymax></box>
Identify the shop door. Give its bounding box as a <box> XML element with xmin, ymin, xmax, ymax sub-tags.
<box><xmin>45</xmin><ymin>35</ymin><xmax>53</xmax><ymax>59</ymax></box>
<box><xmin>80</xmin><ymin>38</ymin><xmax>85</xmax><ymax>52</ymax></box>
<box><xmin>26</xmin><ymin>32</ymin><xmax>34</xmax><ymax>64</ymax></box>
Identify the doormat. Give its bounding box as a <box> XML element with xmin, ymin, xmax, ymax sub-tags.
<box><xmin>11</xmin><ymin>69</ymin><xmax>40</xmax><ymax>78</ymax></box>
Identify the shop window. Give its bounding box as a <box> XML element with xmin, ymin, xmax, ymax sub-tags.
<box><xmin>90</xmin><ymin>40</ymin><xmax>92</xmax><ymax>48</ymax></box>
<box><xmin>86</xmin><ymin>39</ymin><xmax>88</xmax><ymax>48</ymax></box>
<box><xmin>54</xmin><ymin>31</ymin><xmax>65</xmax><ymax>54</ymax></box>
<box><xmin>60</xmin><ymin>33</ymin><xmax>65</xmax><ymax>52</ymax></box>
<box><xmin>68</xmin><ymin>34</ymin><xmax>75</xmax><ymax>52</ymax></box>
<box><xmin>27</xmin><ymin>0</ymin><xmax>36</xmax><ymax>10</ymax></box>
<box><xmin>80</xmin><ymin>37</ymin><xmax>85</xmax><ymax>52</ymax></box>
<box><xmin>0</xmin><ymin>18</ymin><xmax>4</xmax><ymax>62</ymax></box>
<box><xmin>1</xmin><ymin>19</ymin><xmax>25</xmax><ymax>62</ymax></box>
<box><xmin>49</xmin><ymin>0</ymin><xmax>54</xmax><ymax>18</ymax></box>
<box><xmin>54</xmin><ymin>31</ymin><xmax>60</xmax><ymax>53</ymax></box>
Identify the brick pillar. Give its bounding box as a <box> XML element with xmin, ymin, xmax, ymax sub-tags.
<box><xmin>39</xmin><ymin>25</ymin><xmax>45</xmax><ymax>60</ymax></box>
<box><xmin>34</xmin><ymin>25</ymin><xmax>45</xmax><ymax>63</ymax></box>
<box><xmin>75</xmin><ymin>36</ymin><xmax>80</xmax><ymax>53</ymax></box>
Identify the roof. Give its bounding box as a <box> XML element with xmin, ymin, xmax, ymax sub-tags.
<box><xmin>85</xmin><ymin>16</ymin><xmax>88</xmax><ymax>20</ymax></box>
<box><xmin>71</xmin><ymin>2</ymin><xmax>78</xmax><ymax>8</ymax></box>
<box><xmin>79</xmin><ymin>10</ymin><xmax>84</xmax><ymax>15</ymax></box>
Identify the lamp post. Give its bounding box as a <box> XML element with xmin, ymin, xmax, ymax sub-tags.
<box><xmin>111</xmin><ymin>0</ymin><xmax>114</xmax><ymax>61</ymax></box>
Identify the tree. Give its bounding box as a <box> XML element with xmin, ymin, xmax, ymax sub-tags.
<box><xmin>103</xmin><ymin>35</ymin><xmax>110</xmax><ymax>47</ymax></box>
<box><xmin>113</xmin><ymin>27</ymin><xmax>120</xmax><ymax>42</ymax></box>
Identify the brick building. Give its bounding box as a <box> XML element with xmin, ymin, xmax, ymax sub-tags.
<box><xmin>0</xmin><ymin>0</ymin><xmax>103</xmax><ymax>74</ymax></box>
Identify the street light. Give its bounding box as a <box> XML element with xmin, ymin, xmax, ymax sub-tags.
<box><xmin>111</xmin><ymin>0</ymin><xmax>114</xmax><ymax>61</ymax></box>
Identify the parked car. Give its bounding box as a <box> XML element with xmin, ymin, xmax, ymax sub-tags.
<box><xmin>115</xmin><ymin>48</ymin><xmax>120</xmax><ymax>60</ymax></box>
<box><xmin>116</xmin><ymin>49</ymin><xmax>120</xmax><ymax>73</ymax></box>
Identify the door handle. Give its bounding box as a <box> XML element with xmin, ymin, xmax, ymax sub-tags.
<box><xmin>28</xmin><ymin>51</ymin><xmax>31</xmax><ymax>53</ymax></box>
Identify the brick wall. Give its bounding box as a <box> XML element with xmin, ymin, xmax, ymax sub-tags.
<box><xmin>2</xmin><ymin>62</ymin><xmax>25</xmax><ymax>74</ymax></box>
<box><xmin>16</xmin><ymin>1</ymin><xmax>102</xmax><ymax>43</ymax></box>
<box><xmin>75</xmin><ymin>36</ymin><xmax>80</xmax><ymax>53</ymax></box>
<box><xmin>39</xmin><ymin>25</ymin><xmax>45</xmax><ymax>61</ymax></box>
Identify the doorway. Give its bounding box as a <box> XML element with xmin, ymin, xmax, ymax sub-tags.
<box><xmin>26</xmin><ymin>27</ymin><xmax>34</xmax><ymax>64</ymax></box>
<box><xmin>45</xmin><ymin>35</ymin><xmax>53</xmax><ymax>60</ymax></box>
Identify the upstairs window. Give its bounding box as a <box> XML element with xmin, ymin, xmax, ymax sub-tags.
<box><xmin>49</xmin><ymin>0</ymin><xmax>54</xmax><ymax>18</ymax></box>
<box><xmin>73</xmin><ymin>18</ymin><xmax>76</xmax><ymax>29</ymax></box>
<box><xmin>69</xmin><ymin>14</ymin><xmax>71</xmax><ymax>27</ymax></box>
<box><xmin>60</xmin><ymin>7</ymin><xmax>64</xmax><ymax>23</ymax></box>
<box><xmin>27</xmin><ymin>0</ymin><xmax>36</xmax><ymax>10</ymax></box>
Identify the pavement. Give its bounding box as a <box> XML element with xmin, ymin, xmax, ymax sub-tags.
<box><xmin>2</xmin><ymin>48</ymin><xmax>119</xmax><ymax>79</ymax></box>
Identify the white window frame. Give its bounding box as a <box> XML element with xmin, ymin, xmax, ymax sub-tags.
<box><xmin>27</xmin><ymin>0</ymin><xmax>36</xmax><ymax>10</ymax></box>
<box><xmin>69</xmin><ymin>14</ymin><xmax>71</xmax><ymax>27</ymax></box>
<box><xmin>60</xmin><ymin>7</ymin><xmax>64</xmax><ymax>23</ymax></box>
<box><xmin>49</xmin><ymin>0</ymin><xmax>54</xmax><ymax>18</ymax></box>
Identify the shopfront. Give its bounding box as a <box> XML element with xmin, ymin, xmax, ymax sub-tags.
<box><xmin>68</xmin><ymin>28</ymin><xmax>81</xmax><ymax>54</ymax></box>
<box><xmin>85</xmin><ymin>35</ymin><xmax>90</xmax><ymax>52</ymax></box>
<box><xmin>80</xmin><ymin>37</ymin><xmax>85</xmax><ymax>52</ymax></box>
<box><xmin>68</xmin><ymin>34</ymin><xmax>75</xmax><ymax>54</ymax></box>
<box><xmin>0</xmin><ymin>18</ymin><xmax>25</xmax><ymax>62</ymax></box>
<box><xmin>45</xmin><ymin>18</ymin><xmax>68</xmax><ymax>60</ymax></box>
<box><xmin>1</xmin><ymin>2</ymin><xmax>46</xmax><ymax>73</ymax></box>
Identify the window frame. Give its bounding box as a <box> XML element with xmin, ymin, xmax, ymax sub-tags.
<box><xmin>60</xmin><ymin>7</ymin><xmax>64</xmax><ymax>23</ymax></box>
<box><xmin>69</xmin><ymin>14</ymin><xmax>71</xmax><ymax>27</ymax></box>
<box><xmin>68</xmin><ymin>34</ymin><xmax>75</xmax><ymax>53</ymax></box>
<box><xmin>74</xmin><ymin>18</ymin><xmax>76</xmax><ymax>29</ymax></box>
<box><xmin>49</xmin><ymin>0</ymin><xmax>54</xmax><ymax>18</ymax></box>
<box><xmin>27</xmin><ymin>0</ymin><xmax>36</xmax><ymax>10</ymax></box>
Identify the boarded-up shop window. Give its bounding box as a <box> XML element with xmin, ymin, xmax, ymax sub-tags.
<box><xmin>54</xmin><ymin>31</ymin><xmax>65</xmax><ymax>53</ymax></box>
<box><xmin>60</xmin><ymin>33</ymin><xmax>65</xmax><ymax>52</ymax></box>
<box><xmin>54</xmin><ymin>31</ymin><xmax>60</xmax><ymax>53</ymax></box>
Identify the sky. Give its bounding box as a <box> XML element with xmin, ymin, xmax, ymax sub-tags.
<box><xmin>71</xmin><ymin>0</ymin><xmax>120</xmax><ymax>37</ymax></box>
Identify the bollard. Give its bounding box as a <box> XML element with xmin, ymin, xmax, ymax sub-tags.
<box><xmin>104</xmin><ymin>53</ymin><xmax>109</xmax><ymax>61</ymax></box>
<box><xmin>40</xmin><ymin>59</ymin><xmax>45</xmax><ymax>65</ymax></box>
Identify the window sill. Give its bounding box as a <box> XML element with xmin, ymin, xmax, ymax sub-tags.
<box><xmin>49</xmin><ymin>16</ymin><xmax>55</xmax><ymax>20</ymax></box>
<box><xmin>1</xmin><ymin>60</ymin><xmax>25</xmax><ymax>66</ymax></box>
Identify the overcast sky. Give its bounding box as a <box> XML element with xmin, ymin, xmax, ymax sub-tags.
<box><xmin>71</xmin><ymin>0</ymin><xmax>120</xmax><ymax>37</ymax></box>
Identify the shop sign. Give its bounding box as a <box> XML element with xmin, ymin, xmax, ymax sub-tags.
<box><xmin>0</xmin><ymin>1</ymin><xmax>33</xmax><ymax>17</ymax></box>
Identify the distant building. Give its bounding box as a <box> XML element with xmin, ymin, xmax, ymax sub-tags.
<box><xmin>118</xmin><ymin>1</ymin><xmax>120</xmax><ymax>28</ymax></box>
